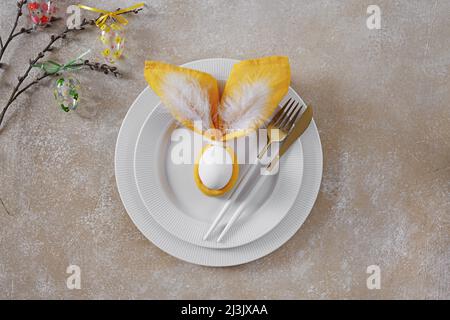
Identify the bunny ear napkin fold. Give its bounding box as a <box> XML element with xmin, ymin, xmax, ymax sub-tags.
<box><xmin>144</xmin><ymin>56</ymin><xmax>291</xmax><ymax>196</ymax></box>
<box><xmin>144</xmin><ymin>56</ymin><xmax>291</xmax><ymax>141</ymax></box>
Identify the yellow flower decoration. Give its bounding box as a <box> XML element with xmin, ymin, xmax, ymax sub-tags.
<box><xmin>113</xmin><ymin>50</ymin><xmax>122</xmax><ymax>59</ymax></box>
<box><xmin>101</xmin><ymin>48</ymin><xmax>110</xmax><ymax>57</ymax></box>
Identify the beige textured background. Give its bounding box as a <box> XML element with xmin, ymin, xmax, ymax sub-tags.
<box><xmin>0</xmin><ymin>0</ymin><xmax>449</xmax><ymax>299</ymax></box>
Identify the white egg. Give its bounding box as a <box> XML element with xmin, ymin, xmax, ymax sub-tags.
<box><xmin>198</xmin><ymin>145</ymin><xmax>233</xmax><ymax>190</ymax></box>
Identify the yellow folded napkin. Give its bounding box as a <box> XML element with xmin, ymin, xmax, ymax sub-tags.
<box><xmin>144</xmin><ymin>56</ymin><xmax>290</xmax><ymax>141</ymax></box>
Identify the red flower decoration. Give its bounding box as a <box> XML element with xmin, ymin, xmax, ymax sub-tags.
<box><xmin>28</xmin><ymin>2</ymin><xmax>40</xmax><ymax>10</ymax></box>
<box><xmin>40</xmin><ymin>15</ymin><xmax>49</xmax><ymax>24</ymax></box>
<box><xmin>41</xmin><ymin>3</ymin><xmax>49</xmax><ymax>12</ymax></box>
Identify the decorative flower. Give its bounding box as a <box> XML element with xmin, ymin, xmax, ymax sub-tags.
<box><xmin>40</xmin><ymin>15</ymin><xmax>49</xmax><ymax>24</ymax></box>
<box><xmin>28</xmin><ymin>2</ymin><xmax>40</xmax><ymax>10</ymax></box>
<box><xmin>101</xmin><ymin>48</ymin><xmax>111</xmax><ymax>57</ymax></box>
<box><xmin>113</xmin><ymin>51</ymin><xmax>122</xmax><ymax>59</ymax></box>
<box><xmin>27</xmin><ymin>1</ymin><xmax>57</xmax><ymax>27</ymax></box>
<box><xmin>31</xmin><ymin>15</ymin><xmax>40</xmax><ymax>25</ymax></box>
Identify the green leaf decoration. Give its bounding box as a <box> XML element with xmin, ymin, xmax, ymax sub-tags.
<box><xmin>56</xmin><ymin>78</ymin><xmax>65</xmax><ymax>87</ymax></box>
<box><xmin>34</xmin><ymin>61</ymin><xmax>63</xmax><ymax>75</ymax></box>
<box><xmin>60</xmin><ymin>104</ymin><xmax>70</xmax><ymax>112</ymax></box>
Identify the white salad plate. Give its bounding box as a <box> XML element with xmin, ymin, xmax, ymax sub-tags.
<box><xmin>134</xmin><ymin>90</ymin><xmax>303</xmax><ymax>249</ymax></box>
<box><xmin>115</xmin><ymin>58</ymin><xmax>323</xmax><ymax>266</ymax></box>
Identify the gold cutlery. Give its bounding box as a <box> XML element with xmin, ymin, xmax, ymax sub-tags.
<box><xmin>266</xmin><ymin>105</ymin><xmax>313</xmax><ymax>172</ymax></box>
<box><xmin>203</xmin><ymin>99</ymin><xmax>308</xmax><ymax>242</ymax></box>
<box><xmin>203</xmin><ymin>99</ymin><xmax>301</xmax><ymax>240</ymax></box>
<box><xmin>215</xmin><ymin>104</ymin><xmax>313</xmax><ymax>242</ymax></box>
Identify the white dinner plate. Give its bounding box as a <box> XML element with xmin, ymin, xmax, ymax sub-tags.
<box><xmin>115</xmin><ymin>58</ymin><xmax>323</xmax><ymax>266</ymax></box>
<box><xmin>133</xmin><ymin>59</ymin><xmax>303</xmax><ymax>249</ymax></box>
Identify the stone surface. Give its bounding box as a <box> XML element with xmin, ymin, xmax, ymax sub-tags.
<box><xmin>0</xmin><ymin>0</ymin><xmax>449</xmax><ymax>299</ymax></box>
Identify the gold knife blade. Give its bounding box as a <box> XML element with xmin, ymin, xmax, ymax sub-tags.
<box><xmin>267</xmin><ymin>105</ymin><xmax>313</xmax><ymax>171</ymax></box>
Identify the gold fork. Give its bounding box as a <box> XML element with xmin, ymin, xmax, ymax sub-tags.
<box><xmin>203</xmin><ymin>98</ymin><xmax>303</xmax><ymax>241</ymax></box>
<box><xmin>257</xmin><ymin>98</ymin><xmax>302</xmax><ymax>160</ymax></box>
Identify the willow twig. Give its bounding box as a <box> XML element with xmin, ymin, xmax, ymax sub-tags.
<box><xmin>10</xmin><ymin>17</ymin><xmax>61</xmax><ymax>41</ymax></box>
<box><xmin>7</xmin><ymin>72</ymin><xmax>52</xmax><ymax>107</ymax></box>
<box><xmin>7</xmin><ymin>60</ymin><xmax>120</xmax><ymax>109</ymax></box>
<box><xmin>0</xmin><ymin>6</ymin><xmax>143</xmax><ymax>128</ymax></box>
<box><xmin>11</xmin><ymin>26</ymin><xmax>33</xmax><ymax>40</ymax></box>
<box><xmin>0</xmin><ymin>18</ymin><xmax>92</xmax><ymax>126</ymax></box>
<box><xmin>0</xmin><ymin>197</ymin><xmax>12</xmax><ymax>216</ymax></box>
<box><xmin>0</xmin><ymin>17</ymin><xmax>93</xmax><ymax>126</ymax></box>
<box><xmin>0</xmin><ymin>19</ymin><xmax>96</xmax><ymax>126</ymax></box>
<box><xmin>77</xmin><ymin>60</ymin><xmax>120</xmax><ymax>77</ymax></box>
<box><xmin>0</xmin><ymin>0</ymin><xmax>27</xmax><ymax>66</ymax></box>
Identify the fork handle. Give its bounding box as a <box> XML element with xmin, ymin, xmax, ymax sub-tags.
<box><xmin>258</xmin><ymin>142</ymin><xmax>271</xmax><ymax>159</ymax></box>
<box><xmin>202</xmin><ymin>159</ymin><xmax>261</xmax><ymax>240</ymax></box>
<box><xmin>217</xmin><ymin>172</ymin><xmax>269</xmax><ymax>242</ymax></box>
